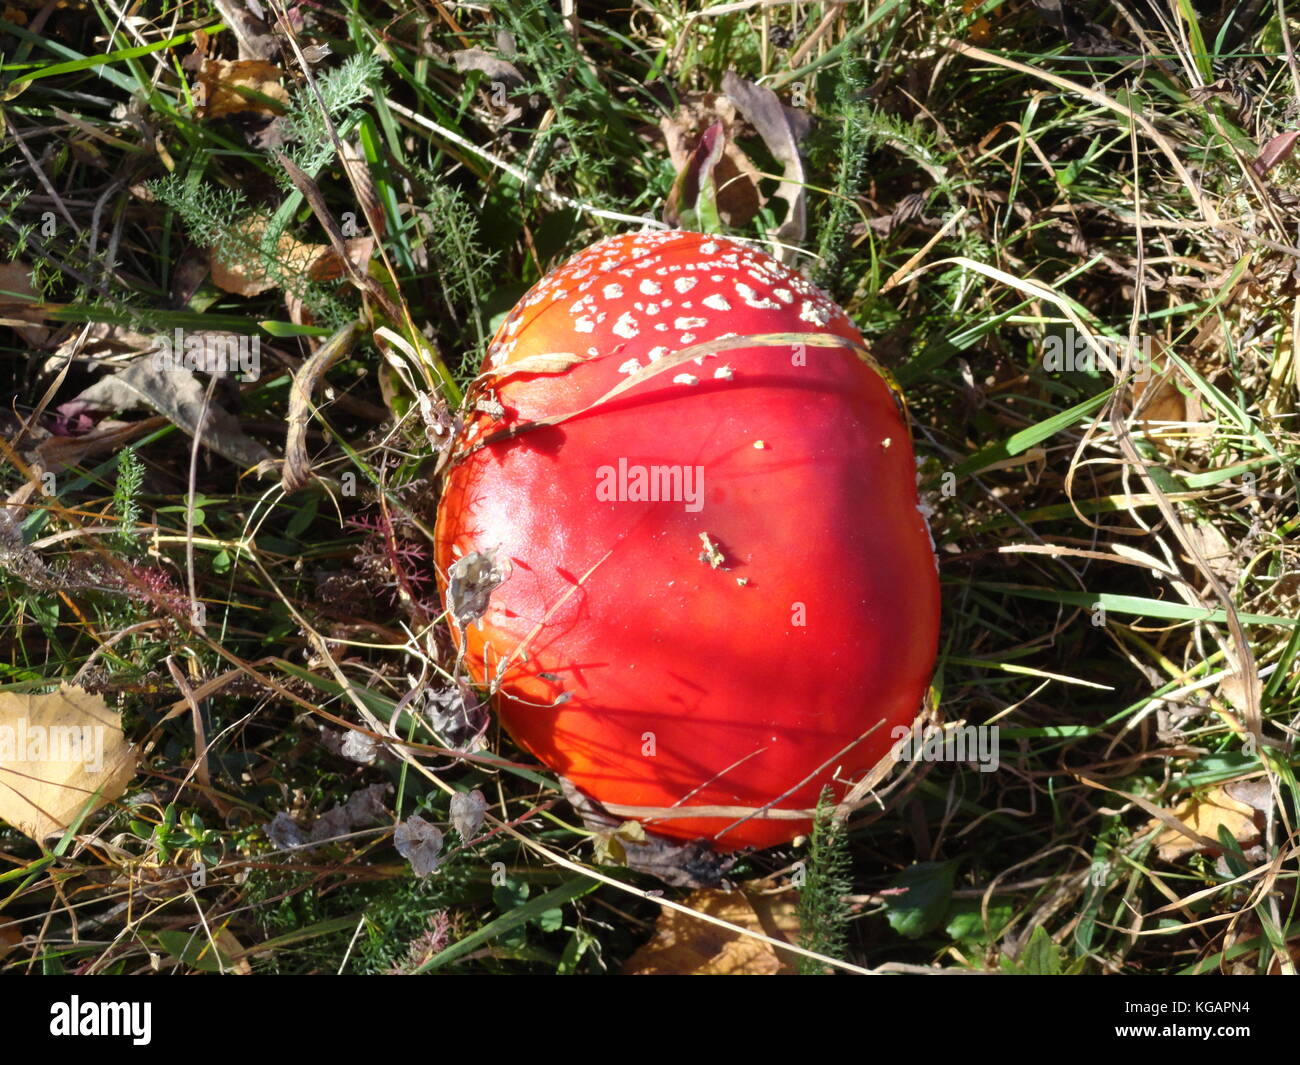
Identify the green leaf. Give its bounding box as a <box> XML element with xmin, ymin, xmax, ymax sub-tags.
<box><xmin>884</xmin><ymin>860</ymin><xmax>957</xmax><ymax>939</ymax></box>
<box><xmin>260</xmin><ymin>320</ymin><xmax>333</xmax><ymax>338</ymax></box>
<box><xmin>943</xmin><ymin>898</ymin><xmax>1015</xmax><ymax>943</ymax></box>
<box><xmin>1019</xmin><ymin>926</ymin><xmax>1062</xmax><ymax>975</ymax></box>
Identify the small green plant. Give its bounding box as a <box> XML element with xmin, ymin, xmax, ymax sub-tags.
<box><xmin>796</xmin><ymin>788</ymin><xmax>854</xmax><ymax>973</ymax></box>
<box><xmin>112</xmin><ymin>447</ymin><xmax>145</xmax><ymax>553</ymax></box>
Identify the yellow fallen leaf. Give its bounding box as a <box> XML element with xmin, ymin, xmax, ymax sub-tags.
<box><xmin>0</xmin><ymin>685</ymin><xmax>138</xmax><ymax>842</ymax></box>
<box><xmin>1150</xmin><ymin>786</ymin><xmax>1261</xmax><ymax>863</ymax></box>
<box><xmin>623</xmin><ymin>889</ymin><xmax>801</xmax><ymax>975</ymax></box>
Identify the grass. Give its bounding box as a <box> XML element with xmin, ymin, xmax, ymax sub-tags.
<box><xmin>0</xmin><ymin>0</ymin><xmax>1297</xmax><ymax>974</ymax></box>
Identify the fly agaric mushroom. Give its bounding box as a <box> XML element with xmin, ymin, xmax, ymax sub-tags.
<box><xmin>434</xmin><ymin>229</ymin><xmax>939</xmax><ymax>851</ymax></box>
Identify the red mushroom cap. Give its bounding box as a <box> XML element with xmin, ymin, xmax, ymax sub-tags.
<box><xmin>435</xmin><ymin>229</ymin><xmax>939</xmax><ymax>850</ymax></box>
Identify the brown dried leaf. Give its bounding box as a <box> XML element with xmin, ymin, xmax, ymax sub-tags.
<box><xmin>281</xmin><ymin>321</ymin><xmax>361</xmax><ymax>494</ymax></box>
<box><xmin>1252</xmin><ymin>130</ymin><xmax>1300</xmax><ymax>178</ymax></box>
<box><xmin>196</xmin><ymin>58</ymin><xmax>288</xmax><ymax>119</ymax></box>
<box><xmin>0</xmin><ymin>685</ymin><xmax>138</xmax><ymax>842</ymax></box>
<box><xmin>623</xmin><ymin>889</ymin><xmax>801</xmax><ymax>975</ymax></box>
<box><xmin>450</xmin><ymin>48</ymin><xmax>525</xmax><ymax>86</ymax></box>
<box><xmin>1150</xmin><ymin>786</ymin><xmax>1261</xmax><ymax>863</ymax></box>
<box><xmin>0</xmin><ymin>259</ymin><xmax>51</xmax><ymax>347</ymax></box>
<box><xmin>210</xmin><ymin>215</ymin><xmax>327</xmax><ymax>297</ymax></box>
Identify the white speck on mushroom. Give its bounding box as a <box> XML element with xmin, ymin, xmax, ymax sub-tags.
<box><xmin>799</xmin><ymin>300</ymin><xmax>830</xmax><ymax>326</ymax></box>
<box><xmin>711</xmin><ymin>274</ymin><xmax>725</xmax><ymax>282</ymax></box>
<box><xmin>774</xmin><ymin>288</ymin><xmax>794</xmax><ymax>304</ymax></box>
<box><xmin>613</xmin><ymin>312</ymin><xmax>640</xmax><ymax>339</ymax></box>
<box><xmin>639</xmin><ymin>279</ymin><xmax>662</xmax><ymax>296</ymax></box>
<box><xmin>655</xmin><ymin>323</ymin><xmax>669</xmax><ymax>331</ymax></box>
<box><xmin>603</xmin><ymin>283</ymin><xmax>624</xmax><ymax>300</ymax></box>
<box><xmin>735</xmin><ymin>282</ymin><xmax>781</xmax><ymax>310</ymax></box>
<box><xmin>882</xmin><ymin>437</ymin><xmax>892</xmax><ymax>449</ymax></box>
<box><xmin>699</xmin><ymin>241</ymin><xmax>719</xmax><ymax>254</ymax></box>
<box><xmin>618</xmin><ymin>358</ymin><xmax>642</xmax><ymax>375</ymax></box>
<box><xmin>647</xmin><ymin>346</ymin><xmax>669</xmax><ymax>361</ymax></box>
<box><xmin>574</xmin><ymin>316</ymin><xmax>596</xmax><ymax>333</ymax></box>
<box><xmin>702</xmin><ymin>293</ymin><xmax>731</xmax><ymax>311</ymax></box>
<box><xmin>673</xmin><ymin>373</ymin><xmax>699</xmax><ymax>385</ymax></box>
<box><xmin>714</xmin><ymin>365</ymin><xmax>734</xmax><ymax>380</ymax></box>
<box><xmin>753</xmin><ymin>440</ymin><xmax>767</xmax><ymax>449</ymax></box>
<box><xmin>673</xmin><ymin>276</ymin><xmax>697</xmax><ymax>293</ymax></box>
<box><xmin>674</xmin><ymin>317</ymin><xmax>707</xmax><ymax>330</ymax></box>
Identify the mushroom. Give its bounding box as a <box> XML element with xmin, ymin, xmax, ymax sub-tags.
<box><xmin>434</xmin><ymin>229</ymin><xmax>939</xmax><ymax>850</ymax></box>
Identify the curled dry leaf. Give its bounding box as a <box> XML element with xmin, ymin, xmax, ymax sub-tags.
<box><xmin>659</xmin><ymin>94</ymin><xmax>762</xmax><ymax>228</ymax></box>
<box><xmin>280</xmin><ymin>320</ymin><xmax>361</xmax><ymax>494</ymax></box>
<box><xmin>210</xmin><ymin>212</ymin><xmax>375</xmax><ymax>298</ymax></box>
<box><xmin>623</xmin><ymin>889</ymin><xmax>801</xmax><ymax>975</ymax></box>
<box><xmin>0</xmin><ymin>685</ymin><xmax>138</xmax><ymax>842</ymax></box>
<box><xmin>394</xmin><ymin>814</ymin><xmax>444</xmax><ymax>877</ymax></box>
<box><xmin>446</xmin><ymin>548</ymin><xmax>510</xmax><ymax>632</ymax></box>
<box><xmin>449</xmin><ymin>789</ymin><xmax>488</xmax><ymax>842</ymax></box>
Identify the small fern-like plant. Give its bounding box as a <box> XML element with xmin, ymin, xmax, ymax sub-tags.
<box><xmin>150</xmin><ymin>55</ymin><xmax>381</xmax><ymax>325</ymax></box>
<box><xmin>796</xmin><ymin>787</ymin><xmax>854</xmax><ymax>974</ymax></box>
<box><xmin>113</xmin><ymin>447</ymin><xmax>145</xmax><ymax>554</ymax></box>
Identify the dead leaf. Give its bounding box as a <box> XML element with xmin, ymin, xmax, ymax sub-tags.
<box><xmin>0</xmin><ymin>259</ymin><xmax>51</xmax><ymax>347</ymax></box>
<box><xmin>450</xmin><ymin>48</ymin><xmax>525</xmax><ymax>86</ymax></box>
<box><xmin>449</xmin><ymin>789</ymin><xmax>488</xmax><ymax>842</ymax></box>
<box><xmin>72</xmin><ymin>351</ymin><xmax>274</xmax><ymax>471</ymax></box>
<box><xmin>209</xmin><ymin>212</ymin><xmax>372</xmax><ymax>297</ymax></box>
<box><xmin>210</xmin><ymin>0</ymin><xmax>279</xmax><ymax>62</ymax></box>
<box><xmin>35</xmin><ymin>416</ymin><xmax>167</xmax><ymax>474</ymax></box>
<box><xmin>281</xmin><ymin>320</ymin><xmax>361</xmax><ymax>494</ymax></box>
<box><xmin>0</xmin><ymin>685</ymin><xmax>138</xmax><ymax>842</ymax></box>
<box><xmin>1252</xmin><ymin>130</ymin><xmax>1300</xmax><ymax>178</ymax></box>
<box><xmin>1150</xmin><ymin>786</ymin><xmax>1262</xmax><ymax>862</ymax></box>
<box><xmin>0</xmin><ymin>919</ymin><xmax>21</xmax><ymax>961</ymax></box>
<box><xmin>210</xmin><ymin>214</ymin><xmax>324</xmax><ymax>297</ymax></box>
<box><xmin>623</xmin><ymin>889</ymin><xmax>801</xmax><ymax>975</ymax></box>
<box><xmin>446</xmin><ymin>549</ymin><xmax>510</xmax><ymax>631</ymax></box>
<box><xmin>721</xmin><ymin>71</ymin><xmax>810</xmax><ymax>251</ymax></box>
<box><xmin>196</xmin><ymin>58</ymin><xmax>288</xmax><ymax>119</ymax></box>
<box><xmin>394</xmin><ymin>814</ymin><xmax>443</xmax><ymax>877</ymax></box>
